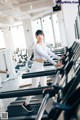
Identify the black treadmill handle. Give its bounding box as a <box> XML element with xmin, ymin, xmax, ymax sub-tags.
<box><xmin>0</xmin><ymin>84</ymin><xmax>63</xmax><ymax>99</ymax></box>
<box><xmin>52</xmin><ymin>85</ymin><xmax>63</xmax><ymax>91</ymax></box>
<box><xmin>22</xmin><ymin>70</ymin><xmax>57</xmax><ymax>79</ymax></box>
<box><xmin>22</xmin><ymin>67</ymin><xmax>64</xmax><ymax>79</ymax></box>
<box><xmin>42</xmin><ymin>86</ymin><xmax>63</xmax><ymax>98</ymax></box>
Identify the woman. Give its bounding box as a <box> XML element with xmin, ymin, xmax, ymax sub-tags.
<box><xmin>22</xmin><ymin>30</ymin><xmax>63</xmax><ymax>112</ymax></box>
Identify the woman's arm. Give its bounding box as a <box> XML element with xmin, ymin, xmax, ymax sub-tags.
<box><xmin>47</xmin><ymin>47</ymin><xmax>61</xmax><ymax>60</ymax></box>
<box><xmin>35</xmin><ymin>45</ymin><xmax>57</xmax><ymax>65</ymax></box>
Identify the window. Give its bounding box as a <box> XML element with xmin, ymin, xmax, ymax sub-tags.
<box><xmin>32</xmin><ymin>14</ymin><xmax>61</xmax><ymax>47</ymax></box>
<box><xmin>41</xmin><ymin>15</ymin><xmax>55</xmax><ymax>46</ymax></box>
<box><xmin>32</xmin><ymin>19</ymin><xmax>42</xmax><ymax>41</ymax></box>
<box><xmin>0</xmin><ymin>30</ymin><xmax>5</xmax><ymax>48</ymax></box>
<box><xmin>52</xmin><ymin>13</ymin><xmax>61</xmax><ymax>46</ymax></box>
<box><xmin>11</xmin><ymin>26</ymin><xmax>26</xmax><ymax>50</ymax></box>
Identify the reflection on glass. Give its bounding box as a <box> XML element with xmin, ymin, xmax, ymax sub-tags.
<box><xmin>11</xmin><ymin>26</ymin><xmax>26</xmax><ymax>50</ymax></box>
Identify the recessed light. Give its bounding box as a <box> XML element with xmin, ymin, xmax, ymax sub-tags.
<box><xmin>30</xmin><ymin>5</ymin><xmax>32</xmax><ymax>9</ymax></box>
<box><xmin>5</xmin><ymin>0</ymin><xmax>8</xmax><ymax>2</ymax></box>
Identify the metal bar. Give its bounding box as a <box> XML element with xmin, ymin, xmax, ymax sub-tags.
<box><xmin>22</xmin><ymin>70</ymin><xmax>57</xmax><ymax>79</ymax></box>
<box><xmin>35</xmin><ymin>94</ymin><xmax>50</xmax><ymax>120</ymax></box>
<box><xmin>53</xmin><ymin>71</ymin><xmax>60</xmax><ymax>85</ymax></box>
<box><xmin>0</xmin><ymin>84</ymin><xmax>63</xmax><ymax>99</ymax></box>
<box><xmin>0</xmin><ymin>86</ymin><xmax>50</xmax><ymax>99</ymax></box>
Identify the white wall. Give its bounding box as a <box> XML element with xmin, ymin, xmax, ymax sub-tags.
<box><xmin>0</xmin><ymin>52</ymin><xmax>6</xmax><ymax>81</ymax></box>
<box><xmin>58</xmin><ymin>11</ymin><xmax>68</xmax><ymax>47</ymax></box>
<box><xmin>22</xmin><ymin>19</ymin><xmax>34</xmax><ymax>56</ymax></box>
<box><xmin>0</xmin><ymin>49</ymin><xmax>16</xmax><ymax>83</ymax></box>
<box><xmin>3</xmin><ymin>28</ymin><xmax>14</xmax><ymax>50</ymax></box>
<box><xmin>22</xmin><ymin>20</ymin><xmax>34</xmax><ymax>48</ymax></box>
<box><xmin>62</xmin><ymin>1</ymin><xmax>79</xmax><ymax>47</ymax></box>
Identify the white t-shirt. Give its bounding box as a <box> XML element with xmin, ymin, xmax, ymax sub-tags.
<box><xmin>34</xmin><ymin>43</ymin><xmax>61</xmax><ymax>65</ymax></box>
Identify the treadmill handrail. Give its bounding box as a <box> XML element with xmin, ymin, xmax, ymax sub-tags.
<box><xmin>22</xmin><ymin>69</ymin><xmax>57</xmax><ymax>79</ymax></box>
<box><xmin>22</xmin><ymin>68</ymin><xmax>64</xmax><ymax>79</ymax></box>
<box><xmin>35</xmin><ymin>94</ymin><xmax>50</xmax><ymax>120</ymax></box>
<box><xmin>0</xmin><ymin>85</ymin><xmax>63</xmax><ymax>99</ymax></box>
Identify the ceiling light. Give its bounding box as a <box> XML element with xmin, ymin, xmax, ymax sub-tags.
<box><xmin>30</xmin><ymin>5</ymin><xmax>32</xmax><ymax>9</ymax></box>
<box><xmin>5</xmin><ymin>0</ymin><xmax>8</xmax><ymax>2</ymax></box>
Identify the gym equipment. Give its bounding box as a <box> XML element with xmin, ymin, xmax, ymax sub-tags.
<box><xmin>37</xmin><ymin>81</ymin><xmax>80</xmax><ymax>120</ymax></box>
<box><xmin>0</xmin><ymin>49</ymin><xmax>16</xmax><ymax>84</ymax></box>
<box><xmin>13</xmin><ymin>48</ymin><xmax>28</xmax><ymax>71</ymax></box>
<box><xmin>55</xmin><ymin>87</ymin><xmax>80</xmax><ymax>120</ymax></box>
<box><xmin>0</xmin><ymin>42</ymin><xmax>80</xmax><ymax>120</ymax></box>
<box><xmin>0</xmin><ymin>62</ymin><xmax>79</xmax><ymax>120</ymax></box>
<box><xmin>36</xmin><ymin>58</ymin><xmax>80</xmax><ymax>120</ymax></box>
<box><xmin>48</xmin><ymin>68</ymin><xmax>80</xmax><ymax>120</ymax></box>
<box><xmin>22</xmin><ymin>69</ymin><xmax>57</xmax><ymax>79</ymax></box>
<box><xmin>8</xmin><ymin>42</ymin><xmax>79</xmax><ymax>119</ymax></box>
<box><xmin>22</xmin><ymin>42</ymin><xmax>80</xmax><ymax>80</ymax></box>
<box><xmin>21</xmin><ymin>41</ymin><xmax>80</xmax><ymax>98</ymax></box>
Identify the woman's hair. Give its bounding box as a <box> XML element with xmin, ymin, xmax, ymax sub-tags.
<box><xmin>35</xmin><ymin>30</ymin><xmax>44</xmax><ymax>36</ymax></box>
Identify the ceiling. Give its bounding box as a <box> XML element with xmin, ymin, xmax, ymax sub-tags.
<box><xmin>0</xmin><ymin>0</ymin><xmax>55</xmax><ymax>27</ymax></box>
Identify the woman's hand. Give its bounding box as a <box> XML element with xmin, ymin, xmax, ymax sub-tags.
<box><xmin>55</xmin><ymin>61</ymin><xmax>64</xmax><ymax>68</ymax></box>
<box><xmin>61</xmin><ymin>55</ymin><xmax>65</xmax><ymax>59</ymax></box>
